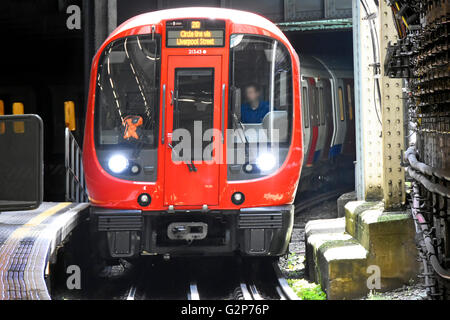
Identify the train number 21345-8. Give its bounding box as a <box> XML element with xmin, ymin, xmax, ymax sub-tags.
<box><xmin>188</xmin><ymin>49</ymin><xmax>206</xmax><ymax>55</ymax></box>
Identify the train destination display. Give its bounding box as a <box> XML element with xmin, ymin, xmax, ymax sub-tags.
<box><xmin>166</xmin><ymin>20</ymin><xmax>225</xmax><ymax>47</ymax></box>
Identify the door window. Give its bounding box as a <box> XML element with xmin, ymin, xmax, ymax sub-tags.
<box><xmin>172</xmin><ymin>68</ymin><xmax>214</xmax><ymax>161</ymax></box>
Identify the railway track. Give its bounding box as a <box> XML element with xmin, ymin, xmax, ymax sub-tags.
<box><xmin>122</xmin><ymin>258</ymin><xmax>298</xmax><ymax>300</ymax></box>
<box><xmin>114</xmin><ymin>186</ymin><xmax>354</xmax><ymax>301</ymax></box>
<box><xmin>294</xmin><ymin>188</ymin><xmax>352</xmax><ymax>214</ymax></box>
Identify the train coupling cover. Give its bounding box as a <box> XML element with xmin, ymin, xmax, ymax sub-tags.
<box><xmin>167</xmin><ymin>222</ymin><xmax>208</xmax><ymax>242</ymax></box>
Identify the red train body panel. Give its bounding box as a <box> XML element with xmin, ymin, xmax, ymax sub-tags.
<box><xmin>83</xmin><ymin>8</ymin><xmax>303</xmax><ymax>212</ymax></box>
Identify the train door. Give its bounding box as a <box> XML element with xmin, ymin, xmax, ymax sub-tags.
<box><xmin>305</xmin><ymin>77</ymin><xmax>319</xmax><ymax>167</ymax></box>
<box><xmin>321</xmin><ymin>79</ymin><xmax>334</xmax><ymax>160</ymax></box>
<box><xmin>315</xmin><ymin>80</ymin><xmax>326</xmax><ymax>163</ymax></box>
<box><xmin>163</xmin><ymin>56</ymin><xmax>222</xmax><ymax>206</ymax></box>
<box><xmin>330</xmin><ymin>79</ymin><xmax>346</xmax><ymax>158</ymax></box>
<box><xmin>301</xmin><ymin>79</ymin><xmax>311</xmax><ymax>167</ymax></box>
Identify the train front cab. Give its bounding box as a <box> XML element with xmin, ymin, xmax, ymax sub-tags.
<box><xmin>82</xmin><ymin>9</ymin><xmax>303</xmax><ymax>260</ymax></box>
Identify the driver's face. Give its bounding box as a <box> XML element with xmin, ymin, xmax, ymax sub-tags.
<box><xmin>245</xmin><ymin>87</ymin><xmax>260</xmax><ymax>104</ymax></box>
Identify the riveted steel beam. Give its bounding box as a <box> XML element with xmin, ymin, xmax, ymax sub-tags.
<box><xmin>379</xmin><ymin>0</ymin><xmax>405</xmax><ymax>209</ymax></box>
<box><xmin>277</xmin><ymin>18</ymin><xmax>353</xmax><ymax>32</ymax></box>
<box><xmin>353</xmin><ymin>0</ymin><xmax>383</xmax><ymax>201</ymax></box>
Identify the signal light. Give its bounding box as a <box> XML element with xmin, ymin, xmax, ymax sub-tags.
<box><xmin>12</xmin><ymin>102</ymin><xmax>24</xmax><ymax>133</ymax></box>
<box><xmin>64</xmin><ymin>101</ymin><xmax>76</xmax><ymax>131</ymax></box>
<box><xmin>12</xmin><ymin>102</ymin><xmax>24</xmax><ymax>115</ymax></box>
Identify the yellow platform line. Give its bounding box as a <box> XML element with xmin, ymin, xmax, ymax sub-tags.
<box><xmin>9</xmin><ymin>203</ymin><xmax>72</xmax><ymax>239</ymax></box>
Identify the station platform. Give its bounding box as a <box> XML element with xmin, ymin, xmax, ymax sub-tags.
<box><xmin>0</xmin><ymin>202</ymin><xmax>89</xmax><ymax>300</ymax></box>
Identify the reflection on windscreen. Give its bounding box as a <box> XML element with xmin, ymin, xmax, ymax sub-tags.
<box><xmin>95</xmin><ymin>35</ymin><xmax>161</xmax><ymax>149</ymax></box>
<box><xmin>229</xmin><ymin>34</ymin><xmax>293</xmax><ymax>145</ymax></box>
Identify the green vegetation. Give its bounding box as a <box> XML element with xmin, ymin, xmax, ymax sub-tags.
<box><xmin>366</xmin><ymin>290</ymin><xmax>389</xmax><ymax>300</ymax></box>
<box><xmin>282</xmin><ymin>252</ymin><xmax>326</xmax><ymax>299</ymax></box>
<box><xmin>286</xmin><ymin>252</ymin><xmax>304</xmax><ymax>271</ymax></box>
<box><xmin>288</xmin><ymin>279</ymin><xmax>327</xmax><ymax>300</ymax></box>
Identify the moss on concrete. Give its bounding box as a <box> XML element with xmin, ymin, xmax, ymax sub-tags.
<box><xmin>343</xmin><ymin>200</ymin><xmax>419</xmax><ymax>290</ymax></box>
<box><xmin>345</xmin><ymin>201</ymin><xmax>381</xmax><ymax>238</ymax></box>
<box><xmin>306</xmin><ymin>200</ymin><xmax>420</xmax><ymax>299</ymax></box>
<box><xmin>318</xmin><ymin>238</ymin><xmax>360</xmax><ymax>253</ymax></box>
<box><xmin>377</xmin><ymin>213</ymin><xmax>409</xmax><ymax>223</ymax></box>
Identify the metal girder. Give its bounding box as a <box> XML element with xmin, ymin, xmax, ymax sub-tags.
<box><xmin>353</xmin><ymin>0</ymin><xmax>405</xmax><ymax>208</ymax></box>
<box><xmin>353</xmin><ymin>0</ymin><xmax>383</xmax><ymax>201</ymax></box>
<box><xmin>284</xmin><ymin>0</ymin><xmax>352</xmax><ymax>22</ymax></box>
<box><xmin>94</xmin><ymin>0</ymin><xmax>117</xmax><ymax>50</ymax></box>
<box><xmin>277</xmin><ymin>18</ymin><xmax>352</xmax><ymax>32</ymax></box>
<box><xmin>379</xmin><ymin>0</ymin><xmax>405</xmax><ymax>209</ymax></box>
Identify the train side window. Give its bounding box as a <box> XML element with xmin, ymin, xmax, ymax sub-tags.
<box><xmin>338</xmin><ymin>87</ymin><xmax>345</xmax><ymax>121</ymax></box>
<box><xmin>314</xmin><ymin>86</ymin><xmax>319</xmax><ymax>126</ymax></box>
<box><xmin>346</xmin><ymin>84</ymin><xmax>353</xmax><ymax>121</ymax></box>
<box><xmin>302</xmin><ymin>86</ymin><xmax>309</xmax><ymax>129</ymax></box>
<box><xmin>319</xmin><ymin>87</ymin><xmax>325</xmax><ymax>126</ymax></box>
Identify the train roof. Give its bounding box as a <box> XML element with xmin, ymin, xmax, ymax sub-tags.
<box><xmin>110</xmin><ymin>7</ymin><xmax>290</xmax><ymax>45</ymax></box>
<box><xmin>298</xmin><ymin>54</ymin><xmax>354</xmax><ymax>80</ymax></box>
<box><xmin>314</xmin><ymin>55</ymin><xmax>354</xmax><ymax>77</ymax></box>
<box><xmin>298</xmin><ymin>55</ymin><xmax>331</xmax><ymax>78</ymax></box>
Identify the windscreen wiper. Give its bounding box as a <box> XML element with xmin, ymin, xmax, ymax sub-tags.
<box><xmin>232</xmin><ymin>112</ymin><xmax>250</xmax><ymax>163</ymax></box>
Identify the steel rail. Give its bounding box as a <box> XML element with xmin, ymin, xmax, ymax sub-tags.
<box><xmin>188</xmin><ymin>282</ymin><xmax>200</xmax><ymax>300</ymax></box>
<box><xmin>238</xmin><ymin>283</ymin><xmax>253</xmax><ymax>300</ymax></box>
<box><xmin>271</xmin><ymin>262</ymin><xmax>299</xmax><ymax>300</ymax></box>
<box><xmin>118</xmin><ymin>260</ymin><xmax>299</xmax><ymax>300</ymax></box>
<box><xmin>248</xmin><ymin>283</ymin><xmax>263</xmax><ymax>300</ymax></box>
<box><xmin>126</xmin><ymin>286</ymin><xmax>137</xmax><ymax>300</ymax></box>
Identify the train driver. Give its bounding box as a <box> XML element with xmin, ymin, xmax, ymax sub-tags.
<box><xmin>241</xmin><ymin>83</ymin><xmax>270</xmax><ymax>123</ymax></box>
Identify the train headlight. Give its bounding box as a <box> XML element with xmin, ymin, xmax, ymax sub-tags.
<box><xmin>256</xmin><ymin>153</ymin><xmax>276</xmax><ymax>172</ymax></box>
<box><xmin>108</xmin><ymin>154</ymin><xmax>129</xmax><ymax>173</ymax></box>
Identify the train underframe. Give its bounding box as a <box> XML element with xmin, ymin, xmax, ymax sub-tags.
<box><xmin>90</xmin><ymin>205</ymin><xmax>294</xmax><ymax>260</ymax></box>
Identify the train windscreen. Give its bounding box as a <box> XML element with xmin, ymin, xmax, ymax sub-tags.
<box><xmin>228</xmin><ymin>34</ymin><xmax>293</xmax><ymax>180</ymax></box>
<box><xmin>94</xmin><ymin>35</ymin><xmax>161</xmax><ymax>182</ymax></box>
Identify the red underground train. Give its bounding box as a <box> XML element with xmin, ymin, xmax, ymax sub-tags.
<box><xmin>83</xmin><ymin>7</ymin><xmax>315</xmax><ymax>260</ymax></box>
